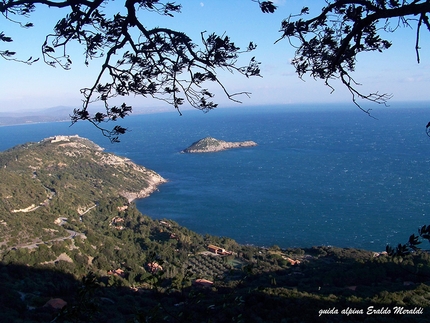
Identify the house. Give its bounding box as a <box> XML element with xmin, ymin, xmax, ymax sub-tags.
<box><xmin>108</xmin><ymin>268</ymin><xmax>125</xmax><ymax>278</ymax></box>
<box><xmin>284</xmin><ymin>257</ymin><xmax>301</xmax><ymax>266</ymax></box>
<box><xmin>43</xmin><ymin>298</ymin><xmax>67</xmax><ymax>310</ymax></box>
<box><xmin>194</xmin><ymin>278</ymin><xmax>214</xmax><ymax>288</ymax></box>
<box><xmin>373</xmin><ymin>251</ymin><xmax>388</xmax><ymax>257</ymax></box>
<box><xmin>160</xmin><ymin>220</ymin><xmax>171</xmax><ymax>227</ymax></box>
<box><xmin>117</xmin><ymin>205</ymin><xmax>128</xmax><ymax>212</ymax></box>
<box><xmin>170</xmin><ymin>233</ymin><xmax>179</xmax><ymax>240</ymax></box>
<box><xmin>111</xmin><ymin>216</ymin><xmax>124</xmax><ymax>224</ymax></box>
<box><xmin>110</xmin><ymin>217</ymin><xmax>125</xmax><ymax>230</ymax></box>
<box><xmin>207</xmin><ymin>244</ymin><xmax>232</xmax><ymax>255</ymax></box>
<box><xmin>147</xmin><ymin>262</ymin><xmax>163</xmax><ymax>273</ymax></box>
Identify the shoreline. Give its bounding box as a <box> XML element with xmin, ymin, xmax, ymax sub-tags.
<box><xmin>121</xmin><ymin>178</ymin><xmax>168</xmax><ymax>203</ymax></box>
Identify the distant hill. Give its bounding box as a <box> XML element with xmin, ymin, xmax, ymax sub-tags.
<box><xmin>0</xmin><ymin>105</ymin><xmax>176</xmax><ymax>126</ymax></box>
<box><xmin>0</xmin><ymin>106</ymin><xmax>72</xmax><ymax>126</ymax></box>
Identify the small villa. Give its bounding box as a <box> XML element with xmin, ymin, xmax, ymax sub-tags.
<box><xmin>110</xmin><ymin>216</ymin><xmax>125</xmax><ymax>230</ymax></box>
<box><xmin>147</xmin><ymin>262</ymin><xmax>163</xmax><ymax>273</ymax></box>
<box><xmin>117</xmin><ymin>205</ymin><xmax>128</xmax><ymax>212</ymax></box>
<box><xmin>43</xmin><ymin>298</ymin><xmax>67</xmax><ymax>310</ymax></box>
<box><xmin>108</xmin><ymin>268</ymin><xmax>125</xmax><ymax>277</ymax></box>
<box><xmin>284</xmin><ymin>257</ymin><xmax>301</xmax><ymax>266</ymax></box>
<box><xmin>194</xmin><ymin>278</ymin><xmax>214</xmax><ymax>288</ymax></box>
<box><xmin>170</xmin><ymin>233</ymin><xmax>179</xmax><ymax>240</ymax></box>
<box><xmin>207</xmin><ymin>244</ymin><xmax>232</xmax><ymax>255</ymax></box>
<box><xmin>111</xmin><ymin>216</ymin><xmax>125</xmax><ymax>224</ymax></box>
<box><xmin>160</xmin><ymin>220</ymin><xmax>171</xmax><ymax>227</ymax></box>
<box><xmin>373</xmin><ymin>251</ymin><xmax>388</xmax><ymax>257</ymax></box>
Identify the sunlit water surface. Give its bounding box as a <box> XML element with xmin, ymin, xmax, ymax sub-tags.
<box><xmin>1</xmin><ymin>103</ymin><xmax>429</xmax><ymax>251</ymax></box>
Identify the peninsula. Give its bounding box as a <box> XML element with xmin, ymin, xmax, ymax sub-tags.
<box><xmin>182</xmin><ymin>137</ymin><xmax>257</xmax><ymax>153</ymax></box>
<box><xmin>0</xmin><ymin>135</ymin><xmax>165</xmax><ymax>215</ymax></box>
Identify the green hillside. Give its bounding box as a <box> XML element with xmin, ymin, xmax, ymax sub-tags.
<box><xmin>0</xmin><ymin>135</ymin><xmax>165</xmax><ymax>248</ymax></box>
<box><xmin>0</xmin><ymin>137</ymin><xmax>429</xmax><ymax>322</ymax></box>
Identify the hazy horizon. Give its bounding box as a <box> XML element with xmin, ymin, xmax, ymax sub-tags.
<box><xmin>1</xmin><ymin>1</ymin><xmax>430</xmax><ymax>113</ymax></box>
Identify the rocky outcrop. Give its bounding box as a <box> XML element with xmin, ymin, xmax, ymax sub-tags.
<box><xmin>120</xmin><ymin>174</ymin><xmax>166</xmax><ymax>203</ymax></box>
<box><xmin>182</xmin><ymin>137</ymin><xmax>257</xmax><ymax>153</ymax></box>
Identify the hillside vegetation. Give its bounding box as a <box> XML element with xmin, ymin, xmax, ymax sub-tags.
<box><xmin>0</xmin><ymin>135</ymin><xmax>165</xmax><ymax>247</ymax></box>
<box><xmin>0</xmin><ymin>137</ymin><xmax>429</xmax><ymax>322</ymax></box>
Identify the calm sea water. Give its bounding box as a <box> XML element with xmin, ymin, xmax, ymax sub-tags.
<box><xmin>1</xmin><ymin>103</ymin><xmax>430</xmax><ymax>251</ymax></box>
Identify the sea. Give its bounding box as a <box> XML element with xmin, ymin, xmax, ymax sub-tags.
<box><xmin>1</xmin><ymin>102</ymin><xmax>430</xmax><ymax>252</ymax></box>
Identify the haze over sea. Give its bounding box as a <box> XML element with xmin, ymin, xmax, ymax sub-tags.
<box><xmin>1</xmin><ymin>103</ymin><xmax>429</xmax><ymax>251</ymax></box>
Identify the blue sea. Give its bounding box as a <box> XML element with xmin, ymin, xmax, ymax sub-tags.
<box><xmin>1</xmin><ymin>103</ymin><xmax>430</xmax><ymax>251</ymax></box>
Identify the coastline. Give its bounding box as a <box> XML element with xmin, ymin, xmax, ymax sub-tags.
<box><xmin>121</xmin><ymin>177</ymin><xmax>167</xmax><ymax>203</ymax></box>
<box><xmin>2</xmin><ymin>107</ymin><xmax>430</xmax><ymax>251</ymax></box>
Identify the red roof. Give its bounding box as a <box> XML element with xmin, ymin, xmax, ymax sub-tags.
<box><xmin>43</xmin><ymin>298</ymin><xmax>67</xmax><ymax>309</ymax></box>
<box><xmin>194</xmin><ymin>279</ymin><xmax>214</xmax><ymax>287</ymax></box>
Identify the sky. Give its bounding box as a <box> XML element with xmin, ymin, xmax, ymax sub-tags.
<box><xmin>1</xmin><ymin>0</ymin><xmax>430</xmax><ymax>113</ymax></box>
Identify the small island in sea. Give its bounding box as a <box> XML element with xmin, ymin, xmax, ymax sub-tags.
<box><xmin>182</xmin><ymin>136</ymin><xmax>257</xmax><ymax>153</ymax></box>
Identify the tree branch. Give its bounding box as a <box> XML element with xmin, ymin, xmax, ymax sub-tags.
<box><xmin>277</xmin><ymin>1</ymin><xmax>430</xmax><ymax>109</ymax></box>
<box><xmin>1</xmin><ymin>0</ymin><xmax>261</xmax><ymax>141</ymax></box>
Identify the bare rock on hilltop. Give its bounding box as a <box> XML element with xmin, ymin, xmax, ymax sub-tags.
<box><xmin>182</xmin><ymin>137</ymin><xmax>257</xmax><ymax>153</ymax></box>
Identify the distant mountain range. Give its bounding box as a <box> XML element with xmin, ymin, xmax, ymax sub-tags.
<box><xmin>0</xmin><ymin>106</ymin><xmax>72</xmax><ymax>126</ymax></box>
<box><xmin>0</xmin><ymin>105</ymin><xmax>177</xmax><ymax>126</ymax></box>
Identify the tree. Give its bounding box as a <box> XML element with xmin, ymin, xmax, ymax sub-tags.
<box><xmin>1</xmin><ymin>0</ymin><xmax>271</xmax><ymax>141</ymax></box>
<box><xmin>386</xmin><ymin>224</ymin><xmax>430</xmax><ymax>257</ymax></box>
<box><xmin>272</xmin><ymin>1</ymin><xmax>430</xmax><ymax>258</ymax></box>
<box><xmin>2</xmin><ymin>1</ymin><xmax>430</xmax><ymax>139</ymax></box>
<box><xmin>275</xmin><ymin>0</ymin><xmax>430</xmax><ymax>115</ymax></box>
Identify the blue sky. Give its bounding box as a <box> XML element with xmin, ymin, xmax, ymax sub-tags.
<box><xmin>1</xmin><ymin>0</ymin><xmax>430</xmax><ymax>113</ymax></box>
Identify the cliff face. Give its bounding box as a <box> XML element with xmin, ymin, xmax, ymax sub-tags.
<box><xmin>182</xmin><ymin>137</ymin><xmax>257</xmax><ymax>153</ymax></box>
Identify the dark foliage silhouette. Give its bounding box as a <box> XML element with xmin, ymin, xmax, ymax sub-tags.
<box><xmin>276</xmin><ymin>0</ymin><xmax>430</xmax><ymax>115</ymax></box>
<box><xmin>1</xmin><ymin>0</ymin><xmax>274</xmax><ymax>141</ymax></box>
<box><xmin>386</xmin><ymin>225</ymin><xmax>430</xmax><ymax>257</ymax></box>
<box><xmin>3</xmin><ymin>1</ymin><xmax>430</xmax><ymax>138</ymax></box>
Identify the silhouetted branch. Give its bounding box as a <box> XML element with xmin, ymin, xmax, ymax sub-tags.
<box><xmin>386</xmin><ymin>224</ymin><xmax>430</xmax><ymax>257</ymax></box>
<box><xmin>1</xmin><ymin>0</ymin><xmax>262</xmax><ymax>141</ymax></box>
<box><xmin>276</xmin><ymin>1</ymin><xmax>430</xmax><ymax>110</ymax></box>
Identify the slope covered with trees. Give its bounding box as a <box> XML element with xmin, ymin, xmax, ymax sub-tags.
<box><xmin>0</xmin><ymin>135</ymin><xmax>165</xmax><ymax>247</ymax></box>
<box><xmin>0</xmin><ymin>137</ymin><xmax>429</xmax><ymax>322</ymax></box>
